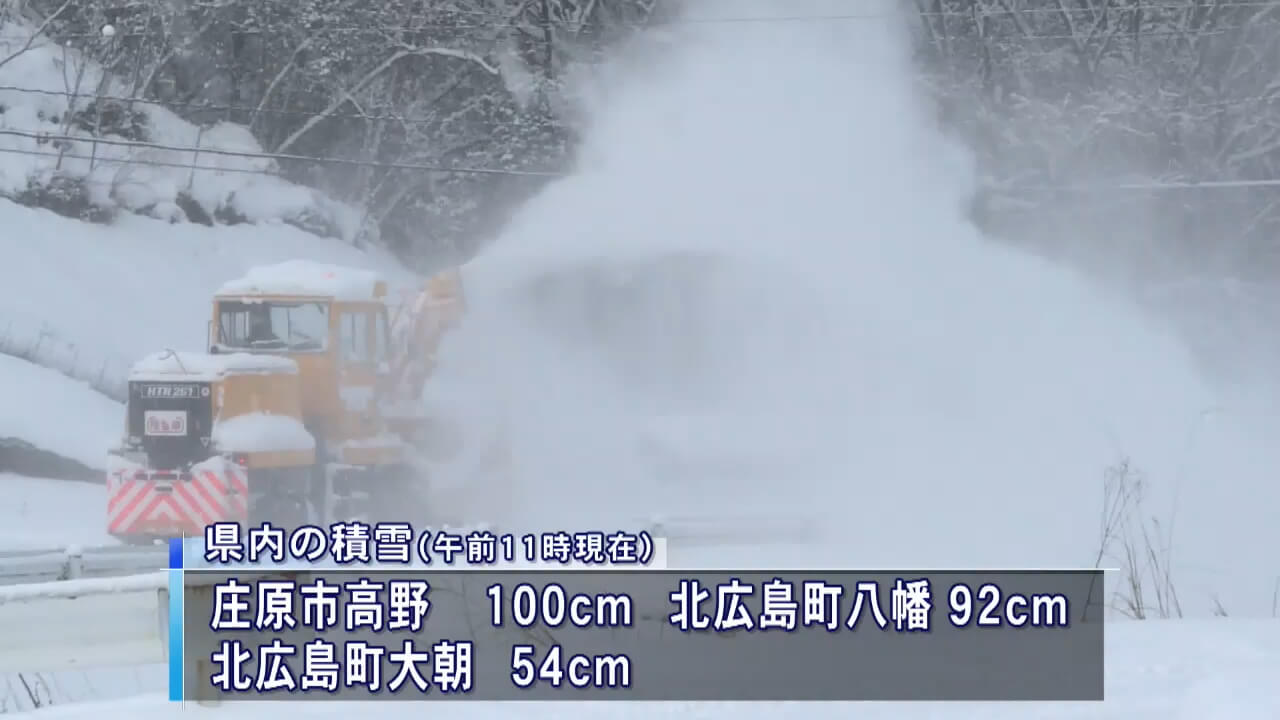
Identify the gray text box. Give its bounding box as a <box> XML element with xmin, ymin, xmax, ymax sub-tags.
<box><xmin>183</xmin><ymin>569</ymin><xmax>1104</xmax><ymax>701</ymax></box>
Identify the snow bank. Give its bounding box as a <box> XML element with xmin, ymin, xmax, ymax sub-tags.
<box><xmin>0</xmin><ymin>17</ymin><xmax>364</xmax><ymax>241</ymax></box>
<box><xmin>0</xmin><ymin>572</ymin><xmax>166</xmax><ymax>676</ymax></box>
<box><xmin>129</xmin><ymin>351</ymin><xmax>297</xmax><ymax>383</ymax></box>
<box><xmin>212</xmin><ymin>413</ymin><xmax>315</xmax><ymax>453</ymax></box>
<box><xmin>0</xmin><ymin>355</ymin><xmax>120</xmax><ymax>469</ymax></box>
<box><xmin>0</xmin><ymin>473</ymin><xmax>116</xmax><ymax>550</ymax></box>
<box><xmin>216</xmin><ymin>260</ymin><xmax>386</xmax><ymax>301</ymax></box>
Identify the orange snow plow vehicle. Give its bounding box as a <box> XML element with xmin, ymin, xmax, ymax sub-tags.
<box><xmin>105</xmin><ymin>261</ymin><xmax>464</xmax><ymax>542</ymax></box>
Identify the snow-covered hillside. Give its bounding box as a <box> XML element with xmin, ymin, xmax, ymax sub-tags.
<box><xmin>0</xmin><ymin>199</ymin><xmax>414</xmax><ymax>469</ymax></box>
<box><xmin>0</xmin><ymin>198</ymin><xmax>413</xmax><ymax>389</ymax></box>
<box><xmin>0</xmin><ymin>198</ymin><xmax>414</xmax><ymax>468</ymax></box>
<box><xmin>0</xmin><ymin>355</ymin><xmax>119</xmax><ymax>470</ymax></box>
<box><xmin>0</xmin><ymin>11</ymin><xmax>422</xmax><ymax>469</ymax></box>
<box><xmin>0</xmin><ymin>15</ymin><xmax>363</xmax><ymax>237</ymax></box>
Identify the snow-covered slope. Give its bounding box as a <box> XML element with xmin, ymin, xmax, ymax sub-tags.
<box><xmin>0</xmin><ymin>201</ymin><xmax>412</xmax><ymax>394</ymax></box>
<box><xmin>0</xmin><ymin>13</ymin><xmax>419</xmax><ymax>466</ymax></box>
<box><xmin>6</xmin><ymin>618</ymin><xmax>1280</xmax><ymax>717</ymax></box>
<box><xmin>0</xmin><ymin>201</ymin><xmax>414</xmax><ymax>466</ymax></box>
<box><xmin>0</xmin><ymin>15</ymin><xmax>362</xmax><ymax>237</ymax></box>
<box><xmin>0</xmin><ymin>473</ymin><xmax>115</xmax><ymax>549</ymax></box>
<box><xmin>0</xmin><ymin>355</ymin><xmax>119</xmax><ymax>469</ymax></box>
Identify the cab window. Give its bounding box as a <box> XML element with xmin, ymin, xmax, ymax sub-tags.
<box><xmin>339</xmin><ymin>311</ymin><xmax>369</xmax><ymax>364</ymax></box>
<box><xmin>215</xmin><ymin>300</ymin><xmax>327</xmax><ymax>352</ymax></box>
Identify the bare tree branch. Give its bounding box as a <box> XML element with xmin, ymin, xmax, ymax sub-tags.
<box><xmin>274</xmin><ymin>45</ymin><xmax>499</xmax><ymax>154</ymax></box>
<box><xmin>250</xmin><ymin>37</ymin><xmax>314</xmax><ymax>132</ymax></box>
<box><xmin>0</xmin><ymin>0</ymin><xmax>74</xmax><ymax>73</ymax></box>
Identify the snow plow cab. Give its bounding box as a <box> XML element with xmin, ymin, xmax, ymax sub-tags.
<box><xmin>107</xmin><ymin>260</ymin><xmax>465</xmax><ymax>543</ymax></box>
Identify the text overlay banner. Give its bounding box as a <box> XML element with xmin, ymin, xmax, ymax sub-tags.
<box><xmin>184</xmin><ymin>569</ymin><xmax>1104</xmax><ymax>701</ymax></box>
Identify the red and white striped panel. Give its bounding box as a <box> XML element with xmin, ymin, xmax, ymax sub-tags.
<box><xmin>107</xmin><ymin>466</ymin><xmax>248</xmax><ymax>537</ymax></box>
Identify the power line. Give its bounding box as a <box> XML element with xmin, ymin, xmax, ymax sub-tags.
<box><xmin>4</xmin><ymin>0</ymin><xmax>1280</xmax><ymax>42</ymax></box>
<box><xmin>156</xmin><ymin>0</ymin><xmax>1280</xmax><ymax>23</ymax></box>
<box><xmin>912</xmin><ymin>0</ymin><xmax>1280</xmax><ymax>19</ymax></box>
<box><xmin>5</xmin><ymin>54</ymin><xmax>1278</xmax><ymax>131</ymax></box>
<box><xmin>0</xmin><ymin>142</ymin><xmax>282</xmax><ymax>178</ymax></box>
<box><xmin>0</xmin><ymin>20</ymin><xmax>1264</xmax><ymax>47</ymax></box>
<box><xmin>1021</xmin><ymin>177</ymin><xmax>1280</xmax><ymax>191</ymax></box>
<box><xmin>952</xmin><ymin>22</ymin><xmax>1252</xmax><ymax>41</ymax></box>
<box><xmin>0</xmin><ymin>84</ymin><xmax>461</xmax><ymax>127</ymax></box>
<box><xmin>6</xmin><ymin>129</ymin><xmax>1280</xmax><ymax>195</ymax></box>
<box><xmin>0</xmin><ymin>81</ymin><xmax>1273</xmax><ymax>156</ymax></box>
<box><xmin>0</xmin><ymin>5</ymin><xmax>1275</xmax><ymax>186</ymax></box>
<box><xmin>5</xmin><ymin>77</ymin><xmax>1258</xmax><ymax>131</ymax></box>
<box><xmin>670</xmin><ymin>0</ymin><xmax>1280</xmax><ymax>22</ymax></box>
<box><xmin>0</xmin><ymin>128</ymin><xmax>564</xmax><ymax>177</ymax></box>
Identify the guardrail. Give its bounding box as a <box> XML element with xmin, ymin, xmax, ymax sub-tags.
<box><xmin>0</xmin><ymin>515</ymin><xmax>821</xmax><ymax>688</ymax></box>
<box><xmin>0</xmin><ymin>571</ymin><xmax>169</xmax><ymax>672</ymax></box>
<box><xmin>0</xmin><ymin>544</ymin><xmax>167</xmax><ymax>586</ymax></box>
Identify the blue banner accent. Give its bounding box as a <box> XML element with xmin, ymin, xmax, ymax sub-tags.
<box><xmin>168</xmin><ymin>537</ymin><xmax>184</xmax><ymax>569</ymax></box>
<box><xmin>168</xmin><ymin>569</ymin><xmax>184</xmax><ymax>702</ymax></box>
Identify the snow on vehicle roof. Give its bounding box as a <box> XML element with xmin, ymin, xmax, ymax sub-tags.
<box><xmin>129</xmin><ymin>350</ymin><xmax>297</xmax><ymax>382</ymax></box>
<box><xmin>212</xmin><ymin>412</ymin><xmax>315</xmax><ymax>453</ymax></box>
<box><xmin>215</xmin><ymin>260</ymin><xmax>386</xmax><ymax>300</ymax></box>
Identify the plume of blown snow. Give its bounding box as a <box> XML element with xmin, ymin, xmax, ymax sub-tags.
<box><xmin>424</xmin><ymin>0</ymin><xmax>1280</xmax><ymax>614</ymax></box>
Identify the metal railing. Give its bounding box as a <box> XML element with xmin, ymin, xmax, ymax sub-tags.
<box><xmin>0</xmin><ymin>544</ymin><xmax>166</xmax><ymax>586</ymax></box>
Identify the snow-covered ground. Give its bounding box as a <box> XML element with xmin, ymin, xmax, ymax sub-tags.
<box><xmin>0</xmin><ymin>355</ymin><xmax>120</xmax><ymax>470</ymax></box>
<box><xmin>0</xmin><ymin>473</ymin><xmax>115</xmax><ymax>550</ymax></box>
